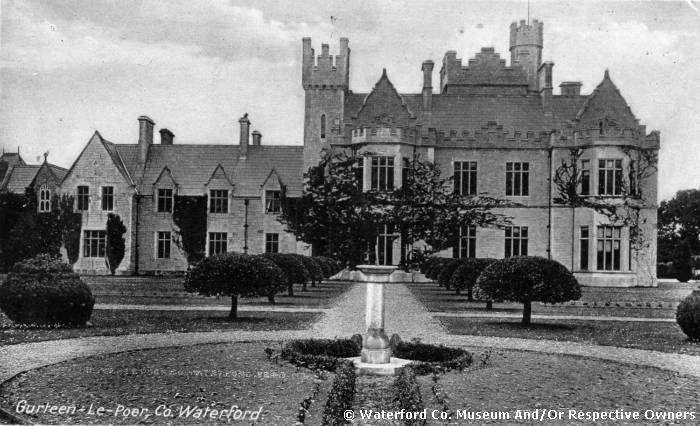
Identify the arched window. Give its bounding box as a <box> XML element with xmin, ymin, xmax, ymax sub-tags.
<box><xmin>39</xmin><ymin>184</ymin><xmax>51</xmax><ymax>212</ymax></box>
<box><xmin>320</xmin><ymin>114</ymin><xmax>326</xmax><ymax>139</ymax></box>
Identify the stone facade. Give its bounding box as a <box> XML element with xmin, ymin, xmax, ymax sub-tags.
<box><xmin>302</xmin><ymin>19</ymin><xmax>660</xmax><ymax>287</ymax></box>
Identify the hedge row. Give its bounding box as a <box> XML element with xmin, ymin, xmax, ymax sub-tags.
<box><xmin>321</xmin><ymin>361</ymin><xmax>356</xmax><ymax>426</ymax></box>
<box><xmin>392</xmin><ymin>367</ymin><xmax>426</xmax><ymax>426</ymax></box>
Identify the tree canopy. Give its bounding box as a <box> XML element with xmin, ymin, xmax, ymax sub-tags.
<box><xmin>659</xmin><ymin>189</ymin><xmax>700</xmax><ymax>258</ymax></box>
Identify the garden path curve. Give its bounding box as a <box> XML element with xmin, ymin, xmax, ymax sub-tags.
<box><xmin>0</xmin><ymin>282</ymin><xmax>699</xmax><ymax>385</ymax></box>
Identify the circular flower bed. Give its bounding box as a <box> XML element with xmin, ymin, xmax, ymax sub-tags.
<box><xmin>280</xmin><ymin>338</ymin><xmax>472</xmax><ymax>375</ymax></box>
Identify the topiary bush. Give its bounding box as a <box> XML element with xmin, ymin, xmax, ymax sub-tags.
<box><xmin>476</xmin><ymin>256</ymin><xmax>582</xmax><ymax>325</ymax></box>
<box><xmin>425</xmin><ymin>258</ymin><xmax>451</xmax><ymax>282</ymax></box>
<box><xmin>293</xmin><ymin>254</ymin><xmax>323</xmax><ymax>289</ymax></box>
<box><xmin>313</xmin><ymin>256</ymin><xmax>333</xmax><ymax>279</ymax></box>
<box><xmin>437</xmin><ymin>259</ymin><xmax>463</xmax><ymax>290</ymax></box>
<box><xmin>185</xmin><ymin>253</ymin><xmax>272</xmax><ymax>318</ymax></box>
<box><xmin>261</xmin><ymin>253</ymin><xmax>310</xmax><ymax>297</ymax></box>
<box><xmin>676</xmin><ymin>290</ymin><xmax>700</xmax><ymax>341</ymax></box>
<box><xmin>393</xmin><ymin>341</ymin><xmax>473</xmax><ymax>375</ymax></box>
<box><xmin>392</xmin><ymin>367</ymin><xmax>426</xmax><ymax>426</ymax></box>
<box><xmin>250</xmin><ymin>255</ymin><xmax>286</xmax><ymax>303</ymax></box>
<box><xmin>322</xmin><ymin>361</ymin><xmax>356</xmax><ymax>426</ymax></box>
<box><xmin>450</xmin><ymin>258</ymin><xmax>497</xmax><ymax>306</ymax></box>
<box><xmin>0</xmin><ymin>254</ymin><xmax>94</xmax><ymax>326</ymax></box>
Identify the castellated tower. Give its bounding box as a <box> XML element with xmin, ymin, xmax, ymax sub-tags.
<box><xmin>509</xmin><ymin>19</ymin><xmax>543</xmax><ymax>92</ymax></box>
<box><xmin>302</xmin><ymin>38</ymin><xmax>350</xmax><ymax>170</ymax></box>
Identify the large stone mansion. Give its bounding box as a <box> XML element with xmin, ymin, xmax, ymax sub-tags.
<box><xmin>0</xmin><ymin>18</ymin><xmax>660</xmax><ymax>286</ymax></box>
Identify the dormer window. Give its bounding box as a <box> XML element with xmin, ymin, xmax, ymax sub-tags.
<box><xmin>265</xmin><ymin>190</ymin><xmax>281</xmax><ymax>214</ymax></box>
<box><xmin>157</xmin><ymin>188</ymin><xmax>173</xmax><ymax>213</ymax></box>
<box><xmin>38</xmin><ymin>184</ymin><xmax>50</xmax><ymax>212</ymax></box>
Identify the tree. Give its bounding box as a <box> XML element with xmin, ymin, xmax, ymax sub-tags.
<box><xmin>0</xmin><ymin>192</ymin><xmax>31</xmax><ymax>271</ymax></box>
<box><xmin>672</xmin><ymin>239</ymin><xmax>693</xmax><ymax>283</ymax></box>
<box><xmin>185</xmin><ymin>253</ymin><xmax>281</xmax><ymax>319</ymax></box>
<box><xmin>450</xmin><ymin>258</ymin><xmax>497</xmax><ymax>307</ymax></box>
<box><xmin>172</xmin><ymin>196</ymin><xmax>208</xmax><ymax>267</ymax></box>
<box><xmin>659</xmin><ymin>189</ymin><xmax>700</xmax><ymax>258</ymax></box>
<box><xmin>105</xmin><ymin>213</ymin><xmax>126</xmax><ymax>275</ymax></box>
<box><xmin>476</xmin><ymin>257</ymin><xmax>582</xmax><ymax>324</ymax></box>
<box><xmin>261</xmin><ymin>253</ymin><xmax>310</xmax><ymax>297</ymax></box>
<box><xmin>280</xmin><ymin>149</ymin><xmax>508</xmax><ymax>269</ymax></box>
<box><xmin>52</xmin><ymin>194</ymin><xmax>82</xmax><ymax>265</ymax></box>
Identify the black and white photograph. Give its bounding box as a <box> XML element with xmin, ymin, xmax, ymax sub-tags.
<box><xmin>0</xmin><ymin>0</ymin><xmax>698</xmax><ymax>424</ymax></box>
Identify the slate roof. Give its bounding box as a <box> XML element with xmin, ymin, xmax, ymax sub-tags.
<box><xmin>0</xmin><ymin>165</ymin><xmax>40</xmax><ymax>193</ymax></box>
<box><xmin>127</xmin><ymin>144</ymin><xmax>304</xmax><ymax>197</ymax></box>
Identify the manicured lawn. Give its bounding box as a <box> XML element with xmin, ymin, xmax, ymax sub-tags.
<box><xmin>408</xmin><ymin>282</ymin><xmax>682</xmax><ymax>319</ymax></box>
<box><xmin>93</xmin><ymin>280</ymin><xmax>352</xmax><ymax>309</ymax></box>
<box><xmin>440</xmin><ymin>316</ymin><xmax>700</xmax><ymax>356</ymax></box>
<box><xmin>420</xmin><ymin>349</ymin><xmax>700</xmax><ymax>424</ymax></box>
<box><xmin>0</xmin><ymin>310</ymin><xmax>320</xmax><ymax>346</ymax></box>
<box><xmin>0</xmin><ymin>342</ymin><xmax>331</xmax><ymax>425</ymax></box>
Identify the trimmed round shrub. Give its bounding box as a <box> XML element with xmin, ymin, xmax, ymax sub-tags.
<box><xmin>316</xmin><ymin>256</ymin><xmax>342</xmax><ymax>276</ymax></box>
<box><xmin>0</xmin><ymin>254</ymin><xmax>94</xmax><ymax>326</ymax></box>
<box><xmin>425</xmin><ymin>258</ymin><xmax>451</xmax><ymax>282</ymax></box>
<box><xmin>393</xmin><ymin>341</ymin><xmax>472</xmax><ymax>375</ymax></box>
<box><xmin>185</xmin><ymin>253</ymin><xmax>275</xmax><ymax>318</ymax></box>
<box><xmin>292</xmin><ymin>254</ymin><xmax>323</xmax><ymax>289</ymax></box>
<box><xmin>312</xmin><ymin>256</ymin><xmax>333</xmax><ymax>279</ymax></box>
<box><xmin>476</xmin><ymin>256</ymin><xmax>582</xmax><ymax>324</ymax></box>
<box><xmin>450</xmin><ymin>258</ymin><xmax>497</xmax><ymax>300</ymax></box>
<box><xmin>437</xmin><ymin>259</ymin><xmax>463</xmax><ymax>290</ymax></box>
<box><xmin>676</xmin><ymin>290</ymin><xmax>700</xmax><ymax>341</ymax></box>
<box><xmin>250</xmin><ymin>255</ymin><xmax>286</xmax><ymax>303</ymax></box>
<box><xmin>673</xmin><ymin>240</ymin><xmax>693</xmax><ymax>283</ymax></box>
<box><xmin>262</xmin><ymin>253</ymin><xmax>310</xmax><ymax>297</ymax></box>
<box><xmin>281</xmin><ymin>338</ymin><xmax>361</xmax><ymax>371</ymax></box>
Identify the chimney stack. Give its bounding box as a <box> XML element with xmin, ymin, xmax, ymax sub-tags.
<box><xmin>138</xmin><ymin>115</ymin><xmax>155</xmax><ymax>163</ymax></box>
<box><xmin>159</xmin><ymin>128</ymin><xmax>174</xmax><ymax>145</ymax></box>
<box><xmin>538</xmin><ymin>62</ymin><xmax>554</xmax><ymax>115</ymax></box>
<box><xmin>239</xmin><ymin>113</ymin><xmax>250</xmax><ymax>159</ymax></box>
<box><xmin>421</xmin><ymin>60</ymin><xmax>434</xmax><ymax>113</ymax></box>
<box><xmin>252</xmin><ymin>130</ymin><xmax>262</xmax><ymax>146</ymax></box>
<box><xmin>560</xmin><ymin>81</ymin><xmax>582</xmax><ymax>97</ymax></box>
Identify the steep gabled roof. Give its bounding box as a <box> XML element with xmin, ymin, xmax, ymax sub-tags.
<box><xmin>232</xmin><ymin>146</ymin><xmax>304</xmax><ymax>197</ymax></box>
<box><xmin>152</xmin><ymin>166</ymin><xmax>178</xmax><ymax>188</ymax></box>
<box><xmin>574</xmin><ymin>70</ymin><xmax>638</xmax><ymax>129</ymax></box>
<box><xmin>61</xmin><ymin>131</ymin><xmax>135</xmax><ymax>186</ymax></box>
<box><xmin>0</xmin><ymin>165</ymin><xmax>40</xmax><ymax>193</ymax></box>
<box><xmin>204</xmin><ymin>163</ymin><xmax>234</xmax><ymax>187</ymax></box>
<box><xmin>352</xmin><ymin>69</ymin><xmax>415</xmax><ymax>126</ymax></box>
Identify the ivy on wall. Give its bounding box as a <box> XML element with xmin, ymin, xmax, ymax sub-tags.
<box><xmin>172</xmin><ymin>195</ymin><xmax>208</xmax><ymax>267</ymax></box>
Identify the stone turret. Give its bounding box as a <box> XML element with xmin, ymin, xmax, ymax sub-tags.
<box><xmin>302</xmin><ymin>37</ymin><xmax>350</xmax><ymax>90</ymax></box>
<box><xmin>510</xmin><ymin>19</ymin><xmax>543</xmax><ymax>91</ymax></box>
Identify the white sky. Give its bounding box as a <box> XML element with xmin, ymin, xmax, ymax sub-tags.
<box><xmin>1</xmin><ymin>0</ymin><xmax>699</xmax><ymax>200</ymax></box>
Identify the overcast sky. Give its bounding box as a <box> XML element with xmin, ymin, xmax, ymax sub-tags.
<box><xmin>1</xmin><ymin>0</ymin><xmax>699</xmax><ymax>200</ymax></box>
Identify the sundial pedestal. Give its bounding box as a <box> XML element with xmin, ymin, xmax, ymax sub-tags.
<box><xmin>349</xmin><ymin>265</ymin><xmax>412</xmax><ymax>376</ymax></box>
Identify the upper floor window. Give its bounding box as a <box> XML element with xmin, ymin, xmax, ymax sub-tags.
<box><xmin>597</xmin><ymin>225</ymin><xmax>622</xmax><ymax>271</ymax></box>
<box><xmin>505</xmin><ymin>162</ymin><xmax>529</xmax><ymax>196</ymax></box>
<box><xmin>208</xmin><ymin>232</ymin><xmax>228</xmax><ymax>256</ymax></box>
<box><xmin>83</xmin><ymin>230</ymin><xmax>106</xmax><ymax>258</ymax></box>
<box><xmin>454</xmin><ymin>161</ymin><xmax>477</xmax><ymax>196</ymax></box>
<box><xmin>598</xmin><ymin>159</ymin><xmax>623</xmax><ymax>196</ymax></box>
<box><xmin>453</xmin><ymin>225</ymin><xmax>476</xmax><ymax>259</ymax></box>
<box><xmin>265</xmin><ymin>190</ymin><xmax>281</xmax><ymax>214</ymax></box>
<box><xmin>370</xmin><ymin>156</ymin><xmax>394</xmax><ymax>191</ymax></box>
<box><xmin>157</xmin><ymin>188</ymin><xmax>173</xmax><ymax>213</ymax></box>
<box><xmin>157</xmin><ymin>231</ymin><xmax>171</xmax><ymax>259</ymax></box>
<box><xmin>209</xmin><ymin>190</ymin><xmax>228</xmax><ymax>214</ymax></box>
<box><xmin>265</xmin><ymin>233</ymin><xmax>280</xmax><ymax>253</ymax></box>
<box><xmin>101</xmin><ymin>186</ymin><xmax>114</xmax><ymax>211</ymax></box>
<box><xmin>38</xmin><ymin>184</ymin><xmax>51</xmax><ymax>212</ymax></box>
<box><xmin>580</xmin><ymin>160</ymin><xmax>590</xmax><ymax>196</ymax></box>
<box><xmin>401</xmin><ymin>158</ymin><xmax>411</xmax><ymax>189</ymax></box>
<box><xmin>77</xmin><ymin>186</ymin><xmax>89</xmax><ymax>211</ymax></box>
<box><xmin>505</xmin><ymin>226</ymin><xmax>528</xmax><ymax>257</ymax></box>
<box><xmin>320</xmin><ymin>114</ymin><xmax>326</xmax><ymax>139</ymax></box>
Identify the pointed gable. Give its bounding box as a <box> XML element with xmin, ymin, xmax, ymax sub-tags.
<box><xmin>62</xmin><ymin>131</ymin><xmax>134</xmax><ymax>186</ymax></box>
<box><xmin>204</xmin><ymin>164</ymin><xmax>234</xmax><ymax>188</ymax></box>
<box><xmin>261</xmin><ymin>169</ymin><xmax>284</xmax><ymax>191</ymax></box>
<box><xmin>152</xmin><ymin>166</ymin><xmax>178</xmax><ymax>189</ymax></box>
<box><xmin>353</xmin><ymin>69</ymin><xmax>415</xmax><ymax>127</ymax></box>
<box><xmin>575</xmin><ymin>70</ymin><xmax>638</xmax><ymax>131</ymax></box>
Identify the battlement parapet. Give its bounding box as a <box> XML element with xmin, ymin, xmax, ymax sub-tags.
<box><xmin>302</xmin><ymin>37</ymin><xmax>350</xmax><ymax>89</ymax></box>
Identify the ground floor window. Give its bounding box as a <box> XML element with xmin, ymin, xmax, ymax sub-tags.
<box><xmin>580</xmin><ymin>226</ymin><xmax>590</xmax><ymax>270</ymax></box>
<box><xmin>453</xmin><ymin>225</ymin><xmax>476</xmax><ymax>259</ymax></box>
<box><xmin>157</xmin><ymin>231</ymin><xmax>171</xmax><ymax>259</ymax></box>
<box><xmin>83</xmin><ymin>230</ymin><xmax>106</xmax><ymax>258</ymax></box>
<box><xmin>504</xmin><ymin>226</ymin><xmax>528</xmax><ymax>257</ymax></box>
<box><xmin>208</xmin><ymin>232</ymin><xmax>227</xmax><ymax>256</ymax></box>
<box><xmin>265</xmin><ymin>233</ymin><xmax>279</xmax><ymax>253</ymax></box>
<box><xmin>597</xmin><ymin>226</ymin><xmax>621</xmax><ymax>271</ymax></box>
<box><xmin>376</xmin><ymin>224</ymin><xmax>395</xmax><ymax>265</ymax></box>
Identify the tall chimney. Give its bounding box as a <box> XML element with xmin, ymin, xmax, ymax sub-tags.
<box><xmin>252</xmin><ymin>130</ymin><xmax>261</xmax><ymax>146</ymax></box>
<box><xmin>538</xmin><ymin>62</ymin><xmax>554</xmax><ymax>115</ymax></box>
<box><xmin>138</xmin><ymin>115</ymin><xmax>155</xmax><ymax>163</ymax></box>
<box><xmin>239</xmin><ymin>113</ymin><xmax>250</xmax><ymax>159</ymax></box>
<box><xmin>421</xmin><ymin>60</ymin><xmax>434</xmax><ymax>113</ymax></box>
<box><xmin>159</xmin><ymin>128</ymin><xmax>174</xmax><ymax>145</ymax></box>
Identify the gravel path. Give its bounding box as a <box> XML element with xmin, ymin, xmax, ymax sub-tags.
<box><xmin>312</xmin><ymin>282</ymin><xmax>446</xmax><ymax>340</ymax></box>
<box><xmin>1</xmin><ymin>281</ymin><xmax>699</xmax><ymax>388</ymax></box>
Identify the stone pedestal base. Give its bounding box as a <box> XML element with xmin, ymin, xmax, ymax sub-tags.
<box><xmin>349</xmin><ymin>357</ymin><xmax>413</xmax><ymax>376</ymax></box>
<box><xmin>361</xmin><ymin>348</ymin><xmax>392</xmax><ymax>364</ymax></box>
